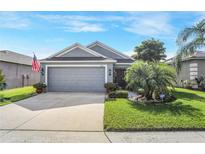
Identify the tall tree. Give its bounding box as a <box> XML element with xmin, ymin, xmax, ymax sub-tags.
<box><xmin>176</xmin><ymin>19</ymin><xmax>205</xmax><ymax>72</ymax></box>
<box><xmin>132</xmin><ymin>38</ymin><xmax>167</xmax><ymax>62</ymax></box>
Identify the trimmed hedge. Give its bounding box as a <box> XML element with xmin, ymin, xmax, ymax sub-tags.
<box><xmin>108</xmin><ymin>90</ymin><xmax>128</xmax><ymax>99</ymax></box>
<box><xmin>116</xmin><ymin>90</ymin><xmax>128</xmax><ymax>98</ymax></box>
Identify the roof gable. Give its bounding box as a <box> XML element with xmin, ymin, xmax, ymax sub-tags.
<box><xmin>60</xmin><ymin>47</ymin><xmax>96</xmax><ymax>58</ymax></box>
<box><xmin>48</xmin><ymin>43</ymin><xmax>107</xmax><ymax>58</ymax></box>
<box><xmin>87</xmin><ymin>41</ymin><xmax>133</xmax><ymax>60</ymax></box>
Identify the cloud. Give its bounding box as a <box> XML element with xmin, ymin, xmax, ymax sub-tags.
<box><xmin>62</xmin><ymin>20</ymin><xmax>105</xmax><ymax>32</ymax></box>
<box><xmin>36</xmin><ymin>14</ymin><xmax>105</xmax><ymax>32</ymax></box>
<box><xmin>124</xmin><ymin>13</ymin><xmax>174</xmax><ymax>36</ymax></box>
<box><xmin>34</xmin><ymin>12</ymin><xmax>174</xmax><ymax>35</ymax></box>
<box><xmin>123</xmin><ymin>50</ymin><xmax>134</xmax><ymax>57</ymax></box>
<box><xmin>0</xmin><ymin>12</ymin><xmax>30</xmax><ymax>29</ymax></box>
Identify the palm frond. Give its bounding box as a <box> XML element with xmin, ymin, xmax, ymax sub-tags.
<box><xmin>178</xmin><ymin>36</ymin><xmax>205</xmax><ymax>57</ymax></box>
<box><xmin>176</xmin><ymin>27</ymin><xmax>197</xmax><ymax>45</ymax></box>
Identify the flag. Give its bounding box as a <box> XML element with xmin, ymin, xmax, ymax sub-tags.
<box><xmin>32</xmin><ymin>54</ymin><xmax>41</xmax><ymax>72</ymax></box>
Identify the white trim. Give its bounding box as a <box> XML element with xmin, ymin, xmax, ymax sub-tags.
<box><xmin>40</xmin><ymin>59</ymin><xmax>117</xmax><ymax>63</ymax></box>
<box><xmin>48</xmin><ymin>43</ymin><xmax>107</xmax><ymax>58</ymax></box>
<box><xmin>115</xmin><ymin>63</ymin><xmax>132</xmax><ymax>65</ymax></box>
<box><xmin>45</xmin><ymin>64</ymin><xmax>108</xmax><ymax>85</ymax></box>
<box><xmin>87</xmin><ymin>41</ymin><xmax>134</xmax><ymax>60</ymax></box>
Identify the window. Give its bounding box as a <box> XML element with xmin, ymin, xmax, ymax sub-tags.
<box><xmin>189</xmin><ymin>63</ymin><xmax>198</xmax><ymax>80</ymax></box>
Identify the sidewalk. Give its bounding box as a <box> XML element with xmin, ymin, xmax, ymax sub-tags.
<box><xmin>1</xmin><ymin>130</ymin><xmax>205</xmax><ymax>143</ymax></box>
<box><xmin>105</xmin><ymin>131</ymin><xmax>205</xmax><ymax>143</ymax></box>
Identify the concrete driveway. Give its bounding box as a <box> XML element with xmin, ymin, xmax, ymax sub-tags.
<box><xmin>0</xmin><ymin>92</ymin><xmax>109</xmax><ymax>142</ymax></box>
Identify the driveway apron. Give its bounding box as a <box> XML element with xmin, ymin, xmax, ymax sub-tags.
<box><xmin>0</xmin><ymin>92</ymin><xmax>105</xmax><ymax>131</ymax></box>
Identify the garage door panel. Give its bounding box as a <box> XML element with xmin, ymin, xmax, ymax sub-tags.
<box><xmin>47</xmin><ymin>67</ymin><xmax>105</xmax><ymax>92</ymax></box>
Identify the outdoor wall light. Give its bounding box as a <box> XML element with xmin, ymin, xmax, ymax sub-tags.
<box><xmin>109</xmin><ymin>69</ymin><xmax>112</xmax><ymax>76</ymax></box>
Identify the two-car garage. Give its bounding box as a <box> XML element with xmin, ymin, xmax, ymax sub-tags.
<box><xmin>46</xmin><ymin>66</ymin><xmax>106</xmax><ymax>92</ymax></box>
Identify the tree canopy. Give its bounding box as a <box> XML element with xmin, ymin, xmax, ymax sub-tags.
<box><xmin>125</xmin><ymin>61</ymin><xmax>176</xmax><ymax>100</ymax></box>
<box><xmin>132</xmin><ymin>38</ymin><xmax>167</xmax><ymax>62</ymax></box>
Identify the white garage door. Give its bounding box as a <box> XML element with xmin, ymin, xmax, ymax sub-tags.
<box><xmin>47</xmin><ymin>67</ymin><xmax>105</xmax><ymax>92</ymax></box>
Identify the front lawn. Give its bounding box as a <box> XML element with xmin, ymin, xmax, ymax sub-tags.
<box><xmin>0</xmin><ymin>86</ymin><xmax>36</xmax><ymax>106</ymax></box>
<box><xmin>104</xmin><ymin>88</ymin><xmax>205</xmax><ymax>131</ymax></box>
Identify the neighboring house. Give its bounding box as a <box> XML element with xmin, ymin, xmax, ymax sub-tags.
<box><xmin>0</xmin><ymin>50</ymin><xmax>40</xmax><ymax>89</ymax></box>
<box><xmin>40</xmin><ymin>41</ymin><xmax>134</xmax><ymax>92</ymax></box>
<box><xmin>166</xmin><ymin>51</ymin><xmax>205</xmax><ymax>87</ymax></box>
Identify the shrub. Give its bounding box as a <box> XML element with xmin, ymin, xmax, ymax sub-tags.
<box><xmin>137</xmin><ymin>88</ymin><xmax>145</xmax><ymax>95</ymax></box>
<box><xmin>164</xmin><ymin>93</ymin><xmax>177</xmax><ymax>102</ymax></box>
<box><xmin>183</xmin><ymin>80</ymin><xmax>191</xmax><ymax>89</ymax></box>
<box><xmin>104</xmin><ymin>82</ymin><xmax>117</xmax><ymax>93</ymax></box>
<box><xmin>108</xmin><ymin>91</ymin><xmax>116</xmax><ymax>98</ymax></box>
<box><xmin>0</xmin><ymin>69</ymin><xmax>6</xmax><ymax>91</ymax></box>
<box><xmin>0</xmin><ymin>94</ymin><xmax>4</xmax><ymax>102</ymax></box>
<box><xmin>115</xmin><ymin>90</ymin><xmax>128</xmax><ymax>98</ymax></box>
<box><xmin>0</xmin><ymin>83</ymin><xmax>6</xmax><ymax>90</ymax></box>
<box><xmin>33</xmin><ymin>82</ymin><xmax>47</xmax><ymax>89</ymax></box>
<box><xmin>33</xmin><ymin>82</ymin><xmax>47</xmax><ymax>94</ymax></box>
<box><xmin>195</xmin><ymin>76</ymin><xmax>205</xmax><ymax>90</ymax></box>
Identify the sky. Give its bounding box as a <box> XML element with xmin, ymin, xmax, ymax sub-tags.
<box><xmin>0</xmin><ymin>11</ymin><xmax>205</xmax><ymax>59</ymax></box>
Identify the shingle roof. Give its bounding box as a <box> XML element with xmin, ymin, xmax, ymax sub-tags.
<box><xmin>42</xmin><ymin>41</ymin><xmax>133</xmax><ymax>64</ymax></box>
<box><xmin>41</xmin><ymin>57</ymin><xmax>134</xmax><ymax>64</ymax></box>
<box><xmin>41</xmin><ymin>57</ymin><xmax>106</xmax><ymax>61</ymax></box>
<box><xmin>0</xmin><ymin>50</ymin><xmax>32</xmax><ymax>65</ymax></box>
<box><xmin>165</xmin><ymin>51</ymin><xmax>205</xmax><ymax>64</ymax></box>
<box><xmin>191</xmin><ymin>51</ymin><xmax>205</xmax><ymax>58</ymax></box>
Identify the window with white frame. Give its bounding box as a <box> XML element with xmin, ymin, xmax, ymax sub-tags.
<box><xmin>189</xmin><ymin>63</ymin><xmax>198</xmax><ymax>80</ymax></box>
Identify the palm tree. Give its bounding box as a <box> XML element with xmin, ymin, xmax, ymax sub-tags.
<box><xmin>176</xmin><ymin>19</ymin><xmax>205</xmax><ymax>72</ymax></box>
<box><xmin>125</xmin><ymin>61</ymin><xmax>176</xmax><ymax>100</ymax></box>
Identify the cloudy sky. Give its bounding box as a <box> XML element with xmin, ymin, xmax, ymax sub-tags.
<box><xmin>0</xmin><ymin>11</ymin><xmax>204</xmax><ymax>59</ymax></box>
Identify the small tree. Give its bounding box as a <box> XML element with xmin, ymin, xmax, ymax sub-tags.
<box><xmin>125</xmin><ymin>61</ymin><xmax>176</xmax><ymax>100</ymax></box>
<box><xmin>132</xmin><ymin>38</ymin><xmax>167</xmax><ymax>62</ymax></box>
<box><xmin>0</xmin><ymin>69</ymin><xmax>6</xmax><ymax>90</ymax></box>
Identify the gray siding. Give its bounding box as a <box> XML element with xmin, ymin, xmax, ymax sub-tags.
<box><xmin>0</xmin><ymin>61</ymin><xmax>40</xmax><ymax>89</ymax></box>
<box><xmin>48</xmin><ymin>67</ymin><xmax>105</xmax><ymax>92</ymax></box>
<box><xmin>197</xmin><ymin>60</ymin><xmax>205</xmax><ymax>77</ymax></box>
<box><xmin>60</xmin><ymin>48</ymin><xmax>96</xmax><ymax>57</ymax></box>
<box><xmin>89</xmin><ymin>45</ymin><xmax>124</xmax><ymax>59</ymax></box>
<box><xmin>177</xmin><ymin>59</ymin><xmax>205</xmax><ymax>86</ymax></box>
<box><xmin>176</xmin><ymin>61</ymin><xmax>190</xmax><ymax>86</ymax></box>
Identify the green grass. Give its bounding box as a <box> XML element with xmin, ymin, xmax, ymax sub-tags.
<box><xmin>0</xmin><ymin>86</ymin><xmax>36</xmax><ymax>106</ymax></box>
<box><xmin>104</xmin><ymin>88</ymin><xmax>205</xmax><ymax>131</ymax></box>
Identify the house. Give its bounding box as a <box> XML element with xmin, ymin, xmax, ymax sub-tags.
<box><xmin>0</xmin><ymin>50</ymin><xmax>40</xmax><ymax>89</ymax></box>
<box><xmin>40</xmin><ymin>41</ymin><xmax>134</xmax><ymax>92</ymax></box>
<box><xmin>166</xmin><ymin>51</ymin><xmax>205</xmax><ymax>87</ymax></box>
